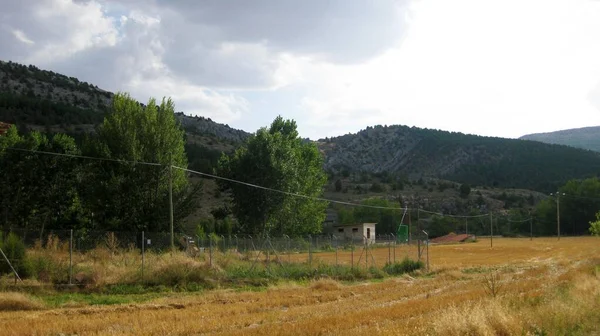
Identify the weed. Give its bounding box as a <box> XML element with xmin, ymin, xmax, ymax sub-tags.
<box><xmin>482</xmin><ymin>271</ymin><xmax>503</xmax><ymax>298</ymax></box>
<box><xmin>383</xmin><ymin>257</ymin><xmax>424</xmax><ymax>275</ymax></box>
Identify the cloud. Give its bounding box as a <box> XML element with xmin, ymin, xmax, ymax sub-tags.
<box><xmin>157</xmin><ymin>0</ymin><xmax>410</xmax><ymax>64</ymax></box>
<box><xmin>12</xmin><ymin>30</ymin><xmax>34</xmax><ymax>44</ymax></box>
<box><xmin>293</xmin><ymin>0</ymin><xmax>600</xmax><ymax>140</ymax></box>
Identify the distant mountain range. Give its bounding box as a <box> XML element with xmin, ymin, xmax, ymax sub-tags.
<box><xmin>520</xmin><ymin>126</ymin><xmax>600</xmax><ymax>153</ymax></box>
<box><xmin>2</xmin><ymin>59</ymin><xmax>600</xmax><ymax>193</ymax></box>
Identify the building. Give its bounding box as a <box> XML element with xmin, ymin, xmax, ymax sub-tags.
<box><xmin>333</xmin><ymin>222</ymin><xmax>377</xmax><ymax>244</ymax></box>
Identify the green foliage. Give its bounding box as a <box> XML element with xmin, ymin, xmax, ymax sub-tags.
<box><xmin>589</xmin><ymin>211</ymin><xmax>600</xmax><ymax>236</ymax></box>
<box><xmin>459</xmin><ymin>183</ymin><xmax>471</xmax><ymax>198</ymax></box>
<box><xmin>335</xmin><ymin>198</ymin><xmax>402</xmax><ymax>234</ymax></box>
<box><xmin>334</xmin><ymin>179</ymin><xmax>343</xmax><ymax>192</ymax></box>
<box><xmin>426</xmin><ymin>215</ymin><xmax>459</xmax><ymax>238</ymax></box>
<box><xmin>0</xmin><ymin>127</ymin><xmax>83</xmax><ymax>232</ymax></box>
<box><xmin>216</xmin><ymin>116</ymin><xmax>328</xmax><ymax>236</ymax></box>
<box><xmin>369</xmin><ymin>182</ymin><xmax>385</xmax><ymax>193</ymax></box>
<box><xmin>383</xmin><ymin>257</ymin><xmax>424</xmax><ymax>275</ymax></box>
<box><xmin>0</xmin><ymin>233</ymin><xmax>27</xmax><ymax>275</ymax></box>
<box><xmin>535</xmin><ymin>177</ymin><xmax>600</xmax><ymax>235</ymax></box>
<box><xmin>0</xmin><ymin>92</ymin><xmax>105</xmax><ymax>126</ymax></box>
<box><xmin>79</xmin><ymin>92</ymin><xmax>201</xmax><ymax>231</ymax></box>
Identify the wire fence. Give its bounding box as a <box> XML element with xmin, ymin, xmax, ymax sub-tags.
<box><xmin>0</xmin><ymin>229</ymin><xmax>430</xmax><ymax>286</ymax></box>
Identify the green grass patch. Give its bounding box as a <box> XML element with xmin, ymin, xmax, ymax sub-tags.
<box><xmin>383</xmin><ymin>257</ymin><xmax>424</xmax><ymax>275</ymax></box>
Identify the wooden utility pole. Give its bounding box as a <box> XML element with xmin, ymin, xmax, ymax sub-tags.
<box><xmin>530</xmin><ymin>217</ymin><xmax>533</xmax><ymax>241</ymax></box>
<box><xmin>490</xmin><ymin>212</ymin><xmax>493</xmax><ymax>248</ymax></box>
<box><xmin>169</xmin><ymin>163</ymin><xmax>174</xmax><ymax>252</ymax></box>
<box><xmin>556</xmin><ymin>193</ymin><xmax>560</xmax><ymax>241</ymax></box>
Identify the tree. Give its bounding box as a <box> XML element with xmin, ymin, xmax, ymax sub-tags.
<box><xmin>0</xmin><ymin>126</ymin><xmax>82</xmax><ymax>234</ymax></box>
<box><xmin>216</xmin><ymin>116</ymin><xmax>328</xmax><ymax>236</ymax></box>
<box><xmin>335</xmin><ymin>179</ymin><xmax>343</xmax><ymax>192</ymax></box>
<box><xmin>589</xmin><ymin>211</ymin><xmax>600</xmax><ymax>236</ymax></box>
<box><xmin>459</xmin><ymin>183</ymin><xmax>471</xmax><ymax>198</ymax></box>
<box><xmin>80</xmin><ymin>92</ymin><xmax>200</xmax><ymax>232</ymax></box>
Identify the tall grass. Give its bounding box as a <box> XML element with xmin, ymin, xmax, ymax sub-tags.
<box><xmin>0</xmin><ymin>234</ymin><xmax>424</xmax><ymax>293</ymax></box>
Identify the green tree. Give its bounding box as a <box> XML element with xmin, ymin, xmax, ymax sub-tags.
<box><xmin>459</xmin><ymin>183</ymin><xmax>471</xmax><ymax>198</ymax></box>
<box><xmin>0</xmin><ymin>126</ymin><xmax>83</xmax><ymax>234</ymax></box>
<box><xmin>216</xmin><ymin>116</ymin><xmax>328</xmax><ymax>236</ymax></box>
<box><xmin>335</xmin><ymin>179</ymin><xmax>343</xmax><ymax>192</ymax></box>
<box><xmin>589</xmin><ymin>211</ymin><xmax>600</xmax><ymax>236</ymax></box>
<box><xmin>80</xmin><ymin>92</ymin><xmax>200</xmax><ymax>231</ymax></box>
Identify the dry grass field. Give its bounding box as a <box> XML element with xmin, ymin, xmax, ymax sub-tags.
<box><xmin>1</xmin><ymin>237</ymin><xmax>599</xmax><ymax>335</ymax></box>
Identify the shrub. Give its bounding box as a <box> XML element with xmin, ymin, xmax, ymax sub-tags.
<box><xmin>0</xmin><ymin>232</ymin><xmax>27</xmax><ymax>276</ymax></box>
<box><xmin>383</xmin><ymin>257</ymin><xmax>424</xmax><ymax>275</ymax></box>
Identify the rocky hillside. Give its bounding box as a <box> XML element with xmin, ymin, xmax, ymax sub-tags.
<box><xmin>520</xmin><ymin>126</ymin><xmax>600</xmax><ymax>152</ymax></box>
<box><xmin>0</xmin><ymin>60</ymin><xmax>249</xmax><ymax>144</ymax></box>
<box><xmin>318</xmin><ymin>125</ymin><xmax>600</xmax><ymax>192</ymax></box>
<box><xmin>3</xmin><ymin>59</ymin><xmax>600</xmax><ymax>193</ymax></box>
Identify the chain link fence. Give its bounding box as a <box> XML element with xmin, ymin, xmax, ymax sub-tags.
<box><xmin>0</xmin><ymin>229</ymin><xmax>429</xmax><ymax>287</ymax></box>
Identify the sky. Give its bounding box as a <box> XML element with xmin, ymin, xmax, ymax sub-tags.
<box><xmin>1</xmin><ymin>0</ymin><xmax>600</xmax><ymax>140</ymax></box>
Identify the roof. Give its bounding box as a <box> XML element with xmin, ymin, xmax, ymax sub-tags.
<box><xmin>0</xmin><ymin>122</ymin><xmax>11</xmax><ymax>136</ymax></box>
<box><xmin>430</xmin><ymin>233</ymin><xmax>475</xmax><ymax>244</ymax></box>
<box><xmin>333</xmin><ymin>222</ymin><xmax>377</xmax><ymax>227</ymax></box>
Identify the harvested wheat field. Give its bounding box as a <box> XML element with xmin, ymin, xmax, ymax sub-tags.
<box><xmin>1</xmin><ymin>237</ymin><xmax>599</xmax><ymax>335</ymax></box>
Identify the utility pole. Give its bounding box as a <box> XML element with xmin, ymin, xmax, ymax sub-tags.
<box><xmin>556</xmin><ymin>193</ymin><xmax>560</xmax><ymax>241</ymax></box>
<box><xmin>530</xmin><ymin>217</ymin><xmax>533</xmax><ymax>241</ymax></box>
<box><xmin>465</xmin><ymin>217</ymin><xmax>468</xmax><ymax>235</ymax></box>
<box><xmin>490</xmin><ymin>212</ymin><xmax>493</xmax><ymax>248</ymax></box>
<box><xmin>169</xmin><ymin>162</ymin><xmax>174</xmax><ymax>252</ymax></box>
<box><xmin>551</xmin><ymin>191</ymin><xmax>564</xmax><ymax>241</ymax></box>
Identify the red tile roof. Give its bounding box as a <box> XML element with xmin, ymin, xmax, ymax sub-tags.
<box><xmin>430</xmin><ymin>233</ymin><xmax>475</xmax><ymax>244</ymax></box>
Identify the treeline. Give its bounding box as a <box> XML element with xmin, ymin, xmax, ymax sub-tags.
<box><xmin>328</xmin><ymin>124</ymin><xmax>600</xmax><ymax>193</ymax></box>
<box><xmin>0</xmin><ymin>93</ymin><xmax>201</xmax><ymax>235</ymax></box>
<box><xmin>0</xmin><ymin>92</ymin><xmax>106</xmax><ymax>126</ymax></box>
<box><xmin>0</xmin><ymin>61</ymin><xmax>110</xmax><ymax>98</ymax></box>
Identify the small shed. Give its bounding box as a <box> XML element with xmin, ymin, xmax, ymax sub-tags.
<box><xmin>333</xmin><ymin>223</ymin><xmax>377</xmax><ymax>244</ymax></box>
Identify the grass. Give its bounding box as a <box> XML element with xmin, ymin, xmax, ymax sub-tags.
<box><xmin>0</xmin><ymin>237</ymin><xmax>598</xmax><ymax>335</ymax></box>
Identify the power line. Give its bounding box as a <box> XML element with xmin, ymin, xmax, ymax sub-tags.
<box><xmin>4</xmin><ymin>147</ymin><xmax>164</xmax><ymax>166</ymax></box>
<box><xmin>173</xmin><ymin>166</ymin><xmax>408</xmax><ymax>211</ymax></box>
<box><xmin>417</xmin><ymin>209</ymin><xmax>489</xmax><ymax>218</ymax></box>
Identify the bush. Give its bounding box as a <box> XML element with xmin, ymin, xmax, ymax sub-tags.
<box><xmin>0</xmin><ymin>232</ymin><xmax>27</xmax><ymax>276</ymax></box>
<box><xmin>383</xmin><ymin>257</ymin><xmax>424</xmax><ymax>275</ymax></box>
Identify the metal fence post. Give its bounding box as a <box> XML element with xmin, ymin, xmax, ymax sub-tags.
<box><xmin>141</xmin><ymin>231</ymin><xmax>145</xmax><ymax>281</ymax></box>
<box><xmin>391</xmin><ymin>233</ymin><xmax>396</xmax><ymax>263</ymax></box>
<box><xmin>69</xmin><ymin>229</ymin><xmax>73</xmax><ymax>285</ymax></box>
<box><xmin>308</xmin><ymin>235</ymin><xmax>312</xmax><ymax>266</ymax></box>
<box><xmin>209</xmin><ymin>235</ymin><xmax>213</xmax><ymax>266</ymax></box>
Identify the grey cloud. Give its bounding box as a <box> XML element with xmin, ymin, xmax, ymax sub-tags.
<box><xmin>157</xmin><ymin>0</ymin><xmax>410</xmax><ymax>64</ymax></box>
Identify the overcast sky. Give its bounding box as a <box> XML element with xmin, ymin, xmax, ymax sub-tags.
<box><xmin>1</xmin><ymin>0</ymin><xmax>600</xmax><ymax>140</ymax></box>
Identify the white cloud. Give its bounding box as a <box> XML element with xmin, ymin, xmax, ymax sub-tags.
<box><xmin>12</xmin><ymin>30</ymin><xmax>34</xmax><ymax>44</ymax></box>
<box><xmin>289</xmin><ymin>0</ymin><xmax>600</xmax><ymax>140</ymax></box>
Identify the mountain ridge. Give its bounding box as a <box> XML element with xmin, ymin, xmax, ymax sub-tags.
<box><xmin>520</xmin><ymin>126</ymin><xmax>600</xmax><ymax>152</ymax></box>
<box><xmin>2</xmin><ymin>59</ymin><xmax>600</xmax><ymax>193</ymax></box>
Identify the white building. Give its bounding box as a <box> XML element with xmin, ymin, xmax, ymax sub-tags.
<box><xmin>333</xmin><ymin>223</ymin><xmax>377</xmax><ymax>244</ymax></box>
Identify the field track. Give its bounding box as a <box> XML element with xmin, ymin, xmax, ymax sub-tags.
<box><xmin>1</xmin><ymin>237</ymin><xmax>599</xmax><ymax>335</ymax></box>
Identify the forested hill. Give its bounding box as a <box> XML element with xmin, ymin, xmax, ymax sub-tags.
<box><xmin>519</xmin><ymin>126</ymin><xmax>600</xmax><ymax>152</ymax></box>
<box><xmin>0</xmin><ymin>60</ymin><xmax>250</xmax><ymax>143</ymax></box>
<box><xmin>318</xmin><ymin>125</ymin><xmax>600</xmax><ymax>192</ymax></box>
<box><xmin>2</xmin><ymin>59</ymin><xmax>600</xmax><ymax>193</ymax></box>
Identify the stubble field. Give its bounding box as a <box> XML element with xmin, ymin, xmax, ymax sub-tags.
<box><xmin>1</xmin><ymin>237</ymin><xmax>599</xmax><ymax>335</ymax></box>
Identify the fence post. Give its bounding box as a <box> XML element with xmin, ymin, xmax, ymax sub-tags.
<box><xmin>69</xmin><ymin>229</ymin><xmax>73</xmax><ymax>285</ymax></box>
<box><xmin>209</xmin><ymin>235</ymin><xmax>213</xmax><ymax>267</ymax></box>
<box><xmin>334</xmin><ymin>235</ymin><xmax>338</xmax><ymax>267</ymax></box>
<box><xmin>391</xmin><ymin>233</ymin><xmax>396</xmax><ymax>263</ymax></box>
<box><xmin>308</xmin><ymin>235</ymin><xmax>312</xmax><ymax>266</ymax></box>
<box><xmin>351</xmin><ymin>238</ymin><xmax>354</xmax><ymax>269</ymax></box>
<box><xmin>141</xmin><ymin>231</ymin><xmax>145</xmax><ymax>281</ymax></box>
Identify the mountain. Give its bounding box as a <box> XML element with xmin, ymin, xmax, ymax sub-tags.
<box><xmin>318</xmin><ymin>125</ymin><xmax>600</xmax><ymax>192</ymax></box>
<box><xmin>519</xmin><ymin>126</ymin><xmax>600</xmax><ymax>152</ymax></box>
<box><xmin>2</xmin><ymin>59</ymin><xmax>600</xmax><ymax>193</ymax></box>
<box><xmin>0</xmin><ymin>60</ymin><xmax>250</xmax><ymax>145</ymax></box>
